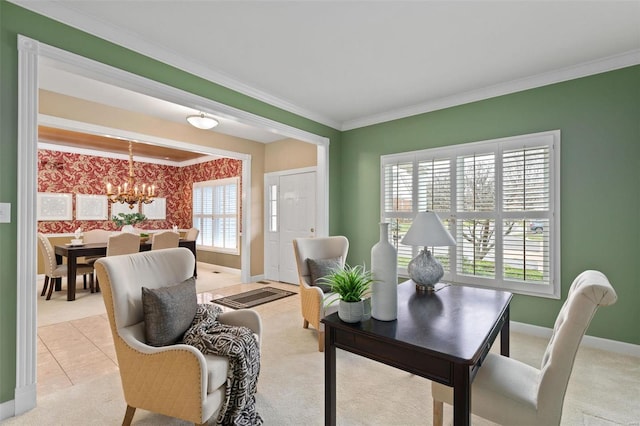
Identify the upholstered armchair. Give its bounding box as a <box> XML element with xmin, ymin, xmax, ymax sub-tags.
<box><xmin>292</xmin><ymin>236</ymin><xmax>349</xmax><ymax>352</ymax></box>
<box><xmin>94</xmin><ymin>247</ymin><xmax>262</xmax><ymax>425</ymax></box>
<box><xmin>432</xmin><ymin>270</ymin><xmax>618</xmax><ymax>426</ymax></box>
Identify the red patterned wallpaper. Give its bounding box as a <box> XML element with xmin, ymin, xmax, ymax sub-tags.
<box><xmin>38</xmin><ymin>149</ymin><xmax>241</xmax><ymax>234</ymax></box>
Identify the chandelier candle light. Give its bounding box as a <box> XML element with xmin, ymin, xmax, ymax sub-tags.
<box><xmin>106</xmin><ymin>141</ymin><xmax>156</xmax><ymax>209</ymax></box>
<box><xmin>401</xmin><ymin>211</ymin><xmax>456</xmax><ymax>294</ymax></box>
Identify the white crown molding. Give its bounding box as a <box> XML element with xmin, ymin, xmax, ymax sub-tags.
<box><xmin>10</xmin><ymin>1</ymin><xmax>639</xmax><ymax>134</ymax></box>
<box><xmin>38</xmin><ymin>114</ymin><xmax>244</xmax><ymax>163</ymax></box>
<box><xmin>8</xmin><ymin>0</ymin><xmax>342</xmax><ymax>131</ymax></box>
<box><xmin>342</xmin><ymin>49</ymin><xmax>640</xmax><ymax>130</ymax></box>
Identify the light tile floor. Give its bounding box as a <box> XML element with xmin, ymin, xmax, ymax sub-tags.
<box><xmin>35</xmin><ymin>261</ymin><xmax>293</xmax><ymax>397</ymax></box>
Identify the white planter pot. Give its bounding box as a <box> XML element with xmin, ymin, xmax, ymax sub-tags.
<box><xmin>338</xmin><ymin>299</ymin><xmax>365</xmax><ymax>323</ymax></box>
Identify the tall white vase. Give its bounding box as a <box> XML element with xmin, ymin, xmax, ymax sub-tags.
<box><xmin>371</xmin><ymin>222</ymin><xmax>398</xmax><ymax>321</ymax></box>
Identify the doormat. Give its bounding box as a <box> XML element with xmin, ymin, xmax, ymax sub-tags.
<box><xmin>212</xmin><ymin>286</ymin><xmax>296</xmax><ymax>309</ymax></box>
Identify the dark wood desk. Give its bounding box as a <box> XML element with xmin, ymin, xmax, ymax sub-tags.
<box><xmin>322</xmin><ymin>280</ymin><xmax>512</xmax><ymax>426</ymax></box>
<box><xmin>54</xmin><ymin>239</ymin><xmax>197</xmax><ymax>301</ymax></box>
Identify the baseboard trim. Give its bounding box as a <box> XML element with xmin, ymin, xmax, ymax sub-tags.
<box><xmin>0</xmin><ymin>398</ymin><xmax>16</xmax><ymax>421</ymax></box>
<box><xmin>511</xmin><ymin>321</ymin><xmax>640</xmax><ymax>358</ymax></box>
<box><xmin>250</xmin><ymin>274</ymin><xmax>265</xmax><ymax>283</ymax></box>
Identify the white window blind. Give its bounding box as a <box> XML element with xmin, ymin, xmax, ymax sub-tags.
<box><xmin>381</xmin><ymin>130</ymin><xmax>560</xmax><ymax>298</ymax></box>
<box><xmin>193</xmin><ymin>177</ymin><xmax>239</xmax><ymax>254</ymax></box>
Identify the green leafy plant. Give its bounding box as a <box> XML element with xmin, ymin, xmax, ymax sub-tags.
<box><xmin>112</xmin><ymin>212</ymin><xmax>147</xmax><ymax>227</ymax></box>
<box><xmin>320</xmin><ymin>264</ymin><xmax>374</xmax><ymax>304</ymax></box>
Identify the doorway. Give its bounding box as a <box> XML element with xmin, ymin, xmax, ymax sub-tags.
<box><xmin>15</xmin><ymin>34</ymin><xmax>330</xmax><ymax>414</ymax></box>
<box><xmin>264</xmin><ymin>168</ymin><xmax>317</xmax><ymax>284</ymax></box>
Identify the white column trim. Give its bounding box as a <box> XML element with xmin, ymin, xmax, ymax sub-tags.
<box><xmin>241</xmin><ymin>155</ymin><xmax>251</xmax><ymax>283</ymax></box>
<box><xmin>15</xmin><ymin>34</ymin><xmax>39</xmax><ymax>415</ymax></box>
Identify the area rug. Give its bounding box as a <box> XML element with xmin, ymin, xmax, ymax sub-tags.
<box><xmin>212</xmin><ymin>286</ymin><xmax>296</xmax><ymax>309</ymax></box>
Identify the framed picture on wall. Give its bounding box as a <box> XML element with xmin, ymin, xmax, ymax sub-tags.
<box><xmin>111</xmin><ymin>202</ymin><xmax>138</xmax><ymax>219</ymax></box>
<box><xmin>76</xmin><ymin>194</ymin><xmax>108</xmax><ymax>220</ymax></box>
<box><xmin>142</xmin><ymin>197</ymin><xmax>166</xmax><ymax>220</ymax></box>
<box><xmin>37</xmin><ymin>192</ymin><xmax>72</xmax><ymax>221</ymax></box>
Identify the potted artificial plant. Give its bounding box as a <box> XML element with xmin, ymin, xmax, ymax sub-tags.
<box><xmin>320</xmin><ymin>264</ymin><xmax>374</xmax><ymax>323</ymax></box>
<box><xmin>112</xmin><ymin>212</ymin><xmax>147</xmax><ymax>233</ymax></box>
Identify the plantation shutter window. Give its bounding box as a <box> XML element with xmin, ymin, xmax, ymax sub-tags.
<box><xmin>193</xmin><ymin>177</ymin><xmax>239</xmax><ymax>254</ymax></box>
<box><xmin>380</xmin><ymin>131</ymin><xmax>560</xmax><ymax>298</ymax></box>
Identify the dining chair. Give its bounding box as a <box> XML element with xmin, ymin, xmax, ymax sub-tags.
<box><xmin>185</xmin><ymin>227</ymin><xmax>200</xmax><ymax>241</ymax></box>
<box><xmin>431</xmin><ymin>270</ymin><xmax>618</xmax><ymax>426</ymax></box>
<box><xmin>151</xmin><ymin>230</ymin><xmax>180</xmax><ymax>250</ymax></box>
<box><xmin>292</xmin><ymin>236</ymin><xmax>349</xmax><ymax>351</ymax></box>
<box><xmin>106</xmin><ymin>232</ymin><xmax>141</xmax><ymax>256</ymax></box>
<box><xmin>81</xmin><ymin>229</ymin><xmax>112</xmax><ymax>269</ymax></box>
<box><xmin>90</xmin><ymin>232</ymin><xmax>141</xmax><ymax>293</ymax></box>
<box><xmin>37</xmin><ymin>232</ymin><xmax>94</xmax><ymax>300</ymax></box>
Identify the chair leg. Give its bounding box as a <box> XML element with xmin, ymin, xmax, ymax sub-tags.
<box><xmin>83</xmin><ymin>274</ymin><xmax>87</xmax><ymax>290</ymax></box>
<box><xmin>41</xmin><ymin>276</ymin><xmax>50</xmax><ymax>297</ymax></box>
<box><xmin>433</xmin><ymin>399</ymin><xmax>444</xmax><ymax>426</ymax></box>
<box><xmin>122</xmin><ymin>405</ymin><xmax>136</xmax><ymax>426</ymax></box>
<box><xmin>89</xmin><ymin>273</ymin><xmax>95</xmax><ymax>293</ymax></box>
<box><xmin>46</xmin><ymin>278</ymin><xmax>56</xmax><ymax>300</ymax></box>
<box><xmin>318</xmin><ymin>331</ymin><xmax>325</xmax><ymax>352</ymax></box>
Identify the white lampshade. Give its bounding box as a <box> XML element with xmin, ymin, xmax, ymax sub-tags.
<box><xmin>186</xmin><ymin>113</ymin><xmax>219</xmax><ymax>130</ymax></box>
<box><xmin>402</xmin><ymin>211</ymin><xmax>456</xmax><ymax>247</ymax></box>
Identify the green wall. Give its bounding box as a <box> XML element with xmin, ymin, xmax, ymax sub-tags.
<box><xmin>340</xmin><ymin>65</ymin><xmax>640</xmax><ymax>345</ymax></box>
<box><xmin>1</xmin><ymin>0</ymin><xmax>639</xmax><ymax>411</ymax></box>
<box><xmin>0</xmin><ymin>1</ymin><xmax>341</xmax><ymax>404</ymax></box>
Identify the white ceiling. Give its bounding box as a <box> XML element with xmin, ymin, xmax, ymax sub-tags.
<box><xmin>13</xmin><ymin>1</ymin><xmax>640</xmax><ymax>134</ymax></box>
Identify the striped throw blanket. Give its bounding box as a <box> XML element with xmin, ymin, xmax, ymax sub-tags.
<box><xmin>182</xmin><ymin>304</ymin><xmax>262</xmax><ymax>425</ymax></box>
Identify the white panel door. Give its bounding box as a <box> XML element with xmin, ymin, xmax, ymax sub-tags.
<box><xmin>278</xmin><ymin>172</ymin><xmax>316</xmax><ymax>284</ymax></box>
<box><xmin>264</xmin><ymin>175</ymin><xmax>280</xmax><ymax>281</ymax></box>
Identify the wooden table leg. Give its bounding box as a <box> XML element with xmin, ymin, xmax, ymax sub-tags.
<box><xmin>67</xmin><ymin>252</ymin><xmax>77</xmax><ymax>301</ymax></box>
<box><xmin>501</xmin><ymin>306</ymin><xmax>510</xmax><ymax>357</ymax></box>
<box><xmin>452</xmin><ymin>363</ymin><xmax>471</xmax><ymax>426</ymax></box>
<box><xmin>324</xmin><ymin>327</ymin><xmax>336</xmax><ymax>426</ymax></box>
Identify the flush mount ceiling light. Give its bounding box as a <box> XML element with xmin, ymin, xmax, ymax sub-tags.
<box><xmin>186</xmin><ymin>112</ymin><xmax>219</xmax><ymax>130</ymax></box>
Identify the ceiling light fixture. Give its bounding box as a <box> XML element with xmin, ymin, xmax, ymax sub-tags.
<box><xmin>186</xmin><ymin>112</ymin><xmax>219</xmax><ymax>130</ymax></box>
<box><xmin>106</xmin><ymin>141</ymin><xmax>156</xmax><ymax>209</ymax></box>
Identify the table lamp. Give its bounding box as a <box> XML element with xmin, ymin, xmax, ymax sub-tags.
<box><xmin>401</xmin><ymin>211</ymin><xmax>456</xmax><ymax>293</ymax></box>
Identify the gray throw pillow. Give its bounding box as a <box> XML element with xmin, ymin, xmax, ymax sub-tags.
<box><xmin>142</xmin><ymin>276</ymin><xmax>197</xmax><ymax>347</ymax></box>
<box><xmin>306</xmin><ymin>257</ymin><xmax>342</xmax><ymax>293</ymax></box>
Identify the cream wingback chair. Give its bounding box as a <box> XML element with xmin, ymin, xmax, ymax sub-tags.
<box><xmin>432</xmin><ymin>270</ymin><xmax>618</xmax><ymax>426</ymax></box>
<box><xmin>151</xmin><ymin>230</ymin><xmax>180</xmax><ymax>250</ymax></box>
<box><xmin>95</xmin><ymin>248</ymin><xmax>262</xmax><ymax>425</ymax></box>
<box><xmin>293</xmin><ymin>236</ymin><xmax>349</xmax><ymax>352</ymax></box>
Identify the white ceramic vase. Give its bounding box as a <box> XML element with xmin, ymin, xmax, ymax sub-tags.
<box><xmin>371</xmin><ymin>222</ymin><xmax>398</xmax><ymax>321</ymax></box>
<box><xmin>121</xmin><ymin>224</ymin><xmax>135</xmax><ymax>233</ymax></box>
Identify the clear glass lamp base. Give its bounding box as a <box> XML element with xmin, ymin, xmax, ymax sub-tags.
<box><xmin>408</xmin><ymin>249</ymin><xmax>444</xmax><ymax>294</ymax></box>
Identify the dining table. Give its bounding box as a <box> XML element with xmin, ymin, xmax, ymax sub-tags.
<box><xmin>54</xmin><ymin>239</ymin><xmax>197</xmax><ymax>301</ymax></box>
